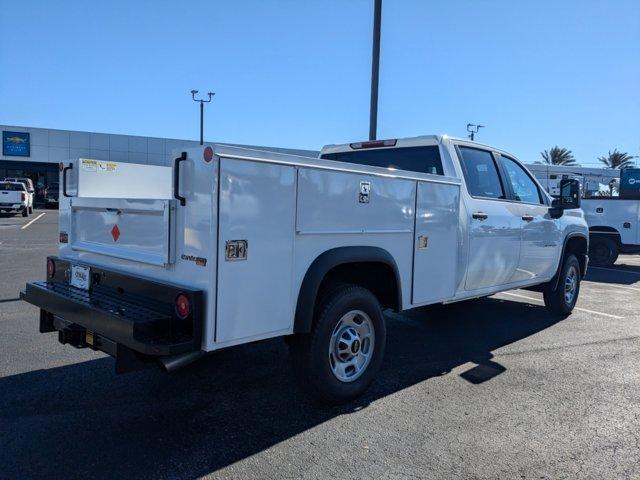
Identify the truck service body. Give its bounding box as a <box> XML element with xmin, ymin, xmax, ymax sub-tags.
<box><xmin>22</xmin><ymin>135</ymin><xmax>588</xmax><ymax>403</ymax></box>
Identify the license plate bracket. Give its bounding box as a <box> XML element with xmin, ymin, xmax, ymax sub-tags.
<box><xmin>70</xmin><ymin>264</ymin><xmax>91</xmax><ymax>291</ymax></box>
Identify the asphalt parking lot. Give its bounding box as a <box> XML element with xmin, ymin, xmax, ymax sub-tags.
<box><xmin>1</xmin><ymin>209</ymin><xmax>639</xmax><ymax>480</ymax></box>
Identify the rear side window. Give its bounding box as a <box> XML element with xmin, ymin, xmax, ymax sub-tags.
<box><xmin>0</xmin><ymin>183</ymin><xmax>23</xmax><ymax>191</ymax></box>
<box><xmin>321</xmin><ymin>146</ymin><xmax>443</xmax><ymax>175</ymax></box>
<box><xmin>458</xmin><ymin>147</ymin><xmax>505</xmax><ymax>199</ymax></box>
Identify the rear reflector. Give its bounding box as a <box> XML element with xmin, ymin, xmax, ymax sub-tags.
<box><xmin>175</xmin><ymin>293</ymin><xmax>191</xmax><ymax>319</ymax></box>
<box><xmin>21</xmin><ymin>192</ymin><xmax>26</xmax><ymax>201</ymax></box>
<box><xmin>47</xmin><ymin>259</ymin><xmax>55</xmax><ymax>278</ymax></box>
<box><xmin>349</xmin><ymin>139</ymin><xmax>397</xmax><ymax>150</ymax></box>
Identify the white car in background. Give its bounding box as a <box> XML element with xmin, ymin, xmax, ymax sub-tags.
<box><xmin>0</xmin><ymin>181</ymin><xmax>30</xmax><ymax>217</ymax></box>
<box><xmin>3</xmin><ymin>177</ymin><xmax>34</xmax><ymax>214</ymax></box>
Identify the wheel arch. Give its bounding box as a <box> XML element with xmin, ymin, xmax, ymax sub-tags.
<box><xmin>293</xmin><ymin>246</ymin><xmax>402</xmax><ymax>334</ymax></box>
<box><xmin>551</xmin><ymin>233</ymin><xmax>588</xmax><ymax>290</ymax></box>
<box><xmin>589</xmin><ymin>226</ymin><xmax>621</xmax><ymax>245</ymax></box>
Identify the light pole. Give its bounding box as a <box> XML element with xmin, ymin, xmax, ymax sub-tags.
<box><xmin>466</xmin><ymin>123</ymin><xmax>484</xmax><ymax>141</ymax></box>
<box><xmin>191</xmin><ymin>90</ymin><xmax>215</xmax><ymax>145</ymax></box>
<box><xmin>369</xmin><ymin>0</ymin><xmax>382</xmax><ymax>141</ymax></box>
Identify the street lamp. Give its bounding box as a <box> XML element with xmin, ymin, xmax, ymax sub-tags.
<box><xmin>369</xmin><ymin>0</ymin><xmax>382</xmax><ymax>141</ymax></box>
<box><xmin>191</xmin><ymin>90</ymin><xmax>215</xmax><ymax>145</ymax></box>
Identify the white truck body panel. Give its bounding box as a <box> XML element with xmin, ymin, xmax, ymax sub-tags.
<box><xmin>69</xmin><ymin>197</ymin><xmax>176</xmax><ymax>266</ymax></box>
<box><xmin>216</xmin><ymin>159</ymin><xmax>296</xmax><ymax>345</ymax></box>
<box><xmin>75</xmin><ymin>159</ymin><xmax>173</xmax><ymax>199</ymax></box>
<box><xmin>55</xmin><ymin>138</ymin><xmax>588</xmax><ymax>354</ymax></box>
<box><xmin>583</xmin><ymin>198</ymin><xmax>640</xmax><ymax>245</ymax></box>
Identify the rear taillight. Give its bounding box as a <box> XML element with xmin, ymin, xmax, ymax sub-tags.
<box><xmin>175</xmin><ymin>293</ymin><xmax>191</xmax><ymax>319</ymax></box>
<box><xmin>349</xmin><ymin>139</ymin><xmax>397</xmax><ymax>149</ymax></box>
<box><xmin>47</xmin><ymin>259</ymin><xmax>55</xmax><ymax>278</ymax></box>
<box><xmin>21</xmin><ymin>192</ymin><xmax>26</xmax><ymax>201</ymax></box>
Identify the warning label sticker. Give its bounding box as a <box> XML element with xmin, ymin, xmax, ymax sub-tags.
<box><xmin>81</xmin><ymin>159</ymin><xmax>98</xmax><ymax>172</ymax></box>
<box><xmin>98</xmin><ymin>161</ymin><xmax>117</xmax><ymax>173</ymax></box>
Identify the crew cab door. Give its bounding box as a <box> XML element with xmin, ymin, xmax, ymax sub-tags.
<box><xmin>457</xmin><ymin>146</ymin><xmax>521</xmax><ymax>290</ymax></box>
<box><xmin>498</xmin><ymin>154</ymin><xmax>560</xmax><ymax>281</ymax></box>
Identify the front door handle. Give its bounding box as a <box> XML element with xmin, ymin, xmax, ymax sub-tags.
<box><xmin>522</xmin><ymin>215</ymin><xmax>534</xmax><ymax>222</ymax></box>
<box><xmin>472</xmin><ymin>212</ymin><xmax>489</xmax><ymax>220</ymax></box>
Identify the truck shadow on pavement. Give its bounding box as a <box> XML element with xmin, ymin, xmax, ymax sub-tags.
<box><xmin>585</xmin><ymin>264</ymin><xmax>640</xmax><ymax>285</ymax></box>
<box><xmin>0</xmin><ymin>297</ymin><xmax>563</xmax><ymax>480</ymax></box>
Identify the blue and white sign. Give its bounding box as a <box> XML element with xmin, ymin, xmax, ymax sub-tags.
<box><xmin>2</xmin><ymin>131</ymin><xmax>30</xmax><ymax>157</ymax></box>
<box><xmin>620</xmin><ymin>168</ymin><xmax>640</xmax><ymax>199</ymax></box>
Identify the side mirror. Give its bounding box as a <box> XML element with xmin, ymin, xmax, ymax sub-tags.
<box><xmin>549</xmin><ymin>179</ymin><xmax>581</xmax><ymax>219</ymax></box>
<box><xmin>559</xmin><ymin>178</ymin><xmax>581</xmax><ymax>209</ymax></box>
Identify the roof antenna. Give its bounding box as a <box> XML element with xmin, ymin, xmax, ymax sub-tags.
<box><xmin>467</xmin><ymin>124</ymin><xmax>484</xmax><ymax>141</ymax></box>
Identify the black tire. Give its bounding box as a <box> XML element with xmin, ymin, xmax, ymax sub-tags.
<box><xmin>543</xmin><ymin>254</ymin><xmax>581</xmax><ymax>315</ymax></box>
<box><xmin>21</xmin><ymin>207</ymin><xmax>28</xmax><ymax>217</ymax></box>
<box><xmin>29</xmin><ymin>205</ymin><xmax>33</xmax><ymax>214</ymax></box>
<box><xmin>589</xmin><ymin>236</ymin><xmax>618</xmax><ymax>267</ymax></box>
<box><xmin>291</xmin><ymin>284</ymin><xmax>386</xmax><ymax>405</ymax></box>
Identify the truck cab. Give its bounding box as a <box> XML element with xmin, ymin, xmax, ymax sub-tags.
<box><xmin>21</xmin><ymin>135</ymin><xmax>588</xmax><ymax>404</ymax></box>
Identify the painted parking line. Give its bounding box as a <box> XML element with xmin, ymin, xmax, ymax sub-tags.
<box><xmin>20</xmin><ymin>212</ymin><xmax>46</xmax><ymax>230</ymax></box>
<box><xmin>589</xmin><ymin>266</ymin><xmax>640</xmax><ymax>276</ymax></box>
<box><xmin>499</xmin><ymin>291</ymin><xmax>624</xmax><ymax>319</ymax></box>
<box><xmin>583</xmin><ymin>281</ymin><xmax>640</xmax><ymax>294</ymax></box>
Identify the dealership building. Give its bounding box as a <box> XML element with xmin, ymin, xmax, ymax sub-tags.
<box><xmin>0</xmin><ymin>124</ymin><xmax>317</xmax><ymax>191</ymax></box>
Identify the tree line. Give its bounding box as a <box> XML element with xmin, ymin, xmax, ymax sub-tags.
<box><xmin>537</xmin><ymin>146</ymin><xmax>637</xmax><ymax>169</ymax></box>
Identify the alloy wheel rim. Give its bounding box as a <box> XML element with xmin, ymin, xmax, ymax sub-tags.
<box><xmin>564</xmin><ymin>266</ymin><xmax>578</xmax><ymax>304</ymax></box>
<box><xmin>329</xmin><ymin>310</ymin><xmax>375</xmax><ymax>383</ymax></box>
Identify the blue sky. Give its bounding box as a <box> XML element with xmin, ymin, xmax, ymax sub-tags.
<box><xmin>1</xmin><ymin>0</ymin><xmax>638</xmax><ymax>165</ymax></box>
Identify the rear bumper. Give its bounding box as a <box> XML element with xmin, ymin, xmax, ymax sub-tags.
<box><xmin>0</xmin><ymin>203</ymin><xmax>25</xmax><ymax>210</ymax></box>
<box><xmin>21</xmin><ymin>257</ymin><xmax>204</xmax><ymax>368</ymax></box>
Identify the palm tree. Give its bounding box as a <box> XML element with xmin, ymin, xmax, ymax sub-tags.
<box><xmin>539</xmin><ymin>146</ymin><xmax>577</xmax><ymax>166</ymax></box>
<box><xmin>597</xmin><ymin>149</ymin><xmax>636</xmax><ymax>169</ymax></box>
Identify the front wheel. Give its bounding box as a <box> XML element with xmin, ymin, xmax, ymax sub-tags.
<box><xmin>291</xmin><ymin>284</ymin><xmax>386</xmax><ymax>405</ymax></box>
<box><xmin>543</xmin><ymin>254</ymin><xmax>581</xmax><ymax>315</ymax></box>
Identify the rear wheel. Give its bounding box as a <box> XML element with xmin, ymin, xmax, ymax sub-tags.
<box><xmin>291</xmin><ymin>284</ymin><xmax>386</xmax><ymax>405</ymax></box>
<box><xmin>21</xmin><ymin>207</ymin><xmax>28</xmax><ymax>217</ymax></box>
<box><xmin>543</xmin><ymin>254</ymin><xmax>581</xmax><ymax>315</ymax></box>
<box><xmin>589</xmin><ymin>236</ymin><xmax>618</xmax><ymax>266</ymax></box>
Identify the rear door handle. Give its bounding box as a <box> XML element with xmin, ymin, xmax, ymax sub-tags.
<box><xmin>522</xmin><ymin>215</ymin><xmax>534</xmax><ymax>222</ymax></box>
<box><xmin>472</xmin><ymin>212</ymin><xmax>488</xmax><ymax>220</ymax></box>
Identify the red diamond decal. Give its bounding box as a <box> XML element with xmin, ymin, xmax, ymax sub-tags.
<box><xmin>111</xmin><ymin>225</ymin><xmax>120</xmax><ymax>242</ymax></box>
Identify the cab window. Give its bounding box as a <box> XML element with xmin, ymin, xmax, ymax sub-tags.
<box><xmin>499</xmin><ymin>156</ymin><xmax>543</xmax><ymax>204</ymax></box>
<box><xmin>320</xmin><ymin>146</ymin><xmax>444</xmax><ymax>175</ymax></box>
<box><xmin>458</xmin><ymin>147</ymin><xmax>505</xmax><ymax>199</ymax></box>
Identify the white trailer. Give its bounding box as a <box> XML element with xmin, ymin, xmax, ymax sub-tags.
<box><xmin>22</xmin><ymin>137</ymin><xmax>587</xmax><ymax>403</ymax></box>
<box><xmin>528</xmin><ymin>164</ymin><xmax>640</xmax><ymax>265</ymax></box>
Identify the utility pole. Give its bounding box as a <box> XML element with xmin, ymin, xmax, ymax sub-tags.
<box><xmin>466</xmin><ymin>123</ymin><xmax>484</xmax><ymax>141</ymax></box>
<box><xmin>369</xmin><ymin>0</ymin><xmax>382</xmax><ymax>141</ymax></box>
<box><xmin>191</xmin><ymin>90</ymin><xmax>215</xmax><ymax>145</ymax></box>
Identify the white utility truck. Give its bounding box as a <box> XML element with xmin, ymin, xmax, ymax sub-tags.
<box><xmin>0</xmin><ymin>181</ymin><xmax>31</xmax><ymax>217</ymax></box>
<box><xmin>528</xmin><ymin>164</ymin><xmax>640</xmax><ymax>266</ymax></box>
<box><xmin>21</xmin><ymin>136</ymin><xmax>588</xmax><ymax>404</ymax></box>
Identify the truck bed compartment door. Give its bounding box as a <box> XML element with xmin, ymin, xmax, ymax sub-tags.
<box><xmin>69</xmin><ymin>197</ymin><xmax>175</xmax><ymax>266</ymax></box>
<box><xmin>412</xmin><ymin>181</ymin><xmax>460</xmax><ymax>304</ymax></box>
<box><xmin>215</xmin><ymin>159</ymin><xmax>296</xmax><ymax>344</ymax></box>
